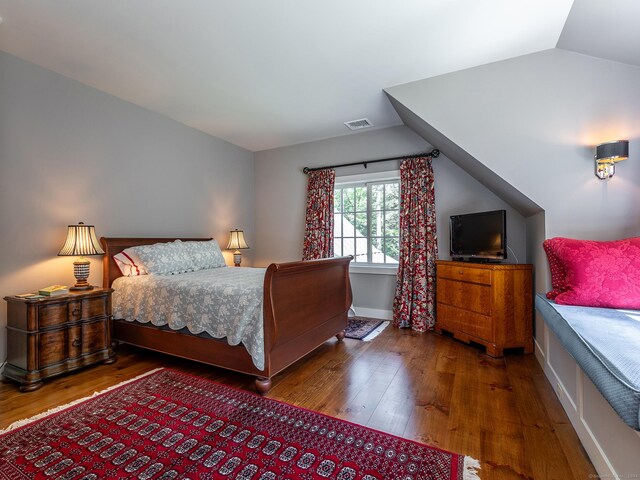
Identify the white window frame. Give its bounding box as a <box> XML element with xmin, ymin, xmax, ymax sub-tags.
<box><xmin>334</xmin><ymin>170</ymin><xmax>400</xmax><ymax>275</ymax></box>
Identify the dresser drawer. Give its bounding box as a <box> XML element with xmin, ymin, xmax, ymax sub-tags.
<box><xmin>437</xmin><ymin>264</ymin><xmax>492</xmax><ymax>285</ymax></box>
<box><xmin>436</xmin><ymin>304</ymin><xmax>494</xmax><ymax>341</ymax></box>
<box><xmin>437</xmin><ymin>278</ymin><xmax>492</xmax><ymax>315</ymax></box>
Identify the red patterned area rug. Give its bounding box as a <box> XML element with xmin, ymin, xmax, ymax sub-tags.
<box><xmin>0</xmin><ymin>369</ymin><xmax>480</xmax><ymax>479</ymax></box>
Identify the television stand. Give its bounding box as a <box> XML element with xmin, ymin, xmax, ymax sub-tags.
<box><xmin>435</xmin><ymin>260</ymin><xmax>533</xmax><ymax>357</ymax></box>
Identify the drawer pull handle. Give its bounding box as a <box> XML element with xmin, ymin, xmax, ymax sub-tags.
<box><xmin>71</xmin><ymin>308</ymin><xmax>80</xmax><ymax>317</ymax></box>
<box><xmin>72</xmin><ymin>338</ymin><xmax>82</xmax><ymax>347</ymax></box>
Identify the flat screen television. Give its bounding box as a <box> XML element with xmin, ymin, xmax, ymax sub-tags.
<box><xmin>450</xmin><ymin>210</ymin><xmax>507</xmax><ymax>261</ymax></box>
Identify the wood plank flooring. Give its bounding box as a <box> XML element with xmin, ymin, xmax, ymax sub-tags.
<box><xmin>0</xmin><ymin>327</ymin><xmax>596</xmax><ymax>479</ymax></box>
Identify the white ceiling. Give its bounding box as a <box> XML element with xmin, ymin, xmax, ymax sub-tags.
<box><xmin>0</xmin><ymin>0</ymin><xmax>614</xmax><ymax>152</ymax></box>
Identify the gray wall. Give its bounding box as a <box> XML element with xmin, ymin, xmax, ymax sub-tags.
<box><xmin>0</xmin><ymin>52</ymin><xmax>255</xmax><ymax>363</ymax></box>
<box><xmin>254</xmin><ymin>126</ymin><xmax>526</xmax><ymax>317</ymax></box>
<box><xmin>386</xmin><ymin>49</ymin><xmax>640</xmax><ymax>265</ymax></box>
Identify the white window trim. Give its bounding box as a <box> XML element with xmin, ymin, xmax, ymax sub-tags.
<box><xmin>349</xmin><ymin>263</ymin><xmax>398</xmax><ymax>276</ymax></box>
<box><xmin>336</xmin><ymin>170</ymin><xmax>400</xmax><ymax>185</ymax></box>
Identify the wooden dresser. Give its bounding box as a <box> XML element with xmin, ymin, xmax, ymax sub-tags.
<box><xmin>3</xmin><ymin>288</ymin><xmax>115</xmax><ymax>392</ymax></box>
<box><xmin>435</xmin><ymin>260</ymin><xmax>533</xmax><ymax>357</ymax></box>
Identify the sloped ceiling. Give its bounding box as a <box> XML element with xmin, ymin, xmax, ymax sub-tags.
<box><xmin>0</xmin><ymin>1</ymin><xmax>574</xmax><ymax>151</ymax></box>
<box><xmin>385</xmin><ymin>49</ymin><xmax>640</xmax><ymax>234</ymax></box>
<box><xmin>557</xmin><ymin>0</ymin><xmax>640</xmax><ymax>68</ymax></box>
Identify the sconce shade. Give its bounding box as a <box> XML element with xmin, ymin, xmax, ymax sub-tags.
<box><xmin>596</xmin><ymin>140</ymin><xmax>629</xmax><ymax>164</ymax></box>
<box><xmin>58</xmin><ymin>222</ymin><xmax>105</xmax><ymax>256</ymax></box>
<box><xmin>226</xmin><ymin>229</ymin><xmax>249</xmax><ymax>250</ymax></box>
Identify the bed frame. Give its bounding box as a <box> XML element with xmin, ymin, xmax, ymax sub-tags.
<box><xmin>101</xmin><ymin>237</ymin><xmax>352</xmax><ymax>394</ymax></box>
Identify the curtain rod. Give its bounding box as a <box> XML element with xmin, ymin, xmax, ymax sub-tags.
<box><xmin>302</xmin><ymin>149</ymin><xmax>440</xmax><ymax>174</ymax></box>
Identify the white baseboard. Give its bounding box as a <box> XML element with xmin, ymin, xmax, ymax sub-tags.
<box><xmin>351</xmin><ymin>307</ymin><xmax>392</xmax><ymax>320</ymax></box>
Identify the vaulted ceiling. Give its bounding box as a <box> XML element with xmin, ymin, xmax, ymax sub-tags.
<box><xmin>0</xmin><ymin>1</ymin><xmax>637</xmax><ymax>152</ymax></box>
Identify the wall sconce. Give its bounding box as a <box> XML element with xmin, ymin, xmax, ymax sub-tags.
<box><xmin>226</xmin><ymin>229</ymin><xmax>249</xmax><ymax>267</ymax></box>
<box><xmin>595</xmin><ymin>140</ymin><xmax>629</xmax><ymax>180</ymax></box>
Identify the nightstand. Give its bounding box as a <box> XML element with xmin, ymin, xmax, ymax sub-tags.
<box><xmin>3</xmin><ymin>288</ymin><xmax>116</xmax><ymax>392</ymax></box>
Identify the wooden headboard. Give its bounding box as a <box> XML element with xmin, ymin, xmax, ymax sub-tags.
<box><xmin>100</xmin><ymin>237</ymin><xmax>212</xmax><ymax>288</ymax></box>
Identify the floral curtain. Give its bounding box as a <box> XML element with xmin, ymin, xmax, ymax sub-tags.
<box><xmin>302</xmin><ymin>169</ymin><xmax>335</xmax><ymax>260</ymax></box>
<box><xmin>393</xmin><ymin>156</ymin><xmax>438</xmax><ymax>332</ymax></box>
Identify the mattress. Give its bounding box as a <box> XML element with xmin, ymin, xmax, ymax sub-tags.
<box><xmin>112</xmin><ymin>267</ymin><xmax>267</xmax><ymax>370</ymax></box>
<box><xmin>536</xmin><ymin>294</ymin><xmax>640</xmax><ymax>430</ymax></box>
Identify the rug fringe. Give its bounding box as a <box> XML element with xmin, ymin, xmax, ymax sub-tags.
<box><xmin>463</xmin><ymin>456</ymin><xmax>481</xmax><ymax>480</ymax></box>
<box><xmin>361</xmin><ymin>321</ymin><xmax>390</xmax><ymax>341</ymax></box>
<box><xmin>0</xmin><ymin>368</ymin><xmax>164</xmax><ymax>435</ymax></box>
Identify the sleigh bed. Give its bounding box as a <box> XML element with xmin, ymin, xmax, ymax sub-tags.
<box><xmin>101</xmin><ymin>237</ymin><xmax>352</xmax><ymax>394</ymax></box>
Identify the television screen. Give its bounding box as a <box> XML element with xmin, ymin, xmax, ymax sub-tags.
<box><xmin>450</xmin><ymin>210</ymin><xmax>507</xmax><ymax>261</ymax></box>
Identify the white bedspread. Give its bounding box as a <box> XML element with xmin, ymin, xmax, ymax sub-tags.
<box><xmin>112</xmin><ymin>267</ymin><xmax>267</xmax><ymax>370</ymax></box>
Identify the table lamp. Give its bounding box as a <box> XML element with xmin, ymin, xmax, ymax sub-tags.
<box><xmin>226</xmin><ymin>229</ymin><xmax>249</xmax><ymax>267</ymax></box>
<box><xmin>58</xmin><ymin>222</ymin><xmax>105</xmax><ymax>290</ymax></box>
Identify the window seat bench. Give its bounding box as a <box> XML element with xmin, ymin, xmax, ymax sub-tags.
<box><xmin>536</xmin><ymin>294</ymin><xmax>640</xmax><ymax>431</ymax></box>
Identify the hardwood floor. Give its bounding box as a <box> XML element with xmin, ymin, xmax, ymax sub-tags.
<box><xmin>0</xmin><ymin>327</ymin><xmax>596</xmax><ymax>479</ymax></box>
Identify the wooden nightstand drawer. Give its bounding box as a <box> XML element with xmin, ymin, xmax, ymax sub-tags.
<box><xmin>3</xmin><ymin>288</ymin><xmax>116</xmax><ymax>392</ymax></box>
<box><xmin>39</xmin><ymin>302</ymin><xmax>71</xmax><ymax>328</ymax></box>
<box><xmin>437</xmin><ymin>264</ymin><xmax>492</xmax><ymax>285</ymax></box>
<box><xmin>82</xmin><ymin>295</ymin><xmax>108</xmax><ymax>319</ymax></box>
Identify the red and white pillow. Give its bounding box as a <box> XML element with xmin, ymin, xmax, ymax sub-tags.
<box><xmin>543</xmin><ymin>237</ymin><xmax>640</xmax><ymax>309</ymax></box>
<box><xmin>113</xmin><ymin>249</ymin><xmax>149</xmax><ymax>276</ymax></box>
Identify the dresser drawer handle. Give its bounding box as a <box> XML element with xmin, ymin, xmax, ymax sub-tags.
<box><xmin>71</xmin><ymin>308</ymin><xmax>81</xmax><ymax>317</ymax></box>
<box><xmin>72</xmin><ymin>338</ymin><xmax>82</xmax><ymax>347</ymax></box>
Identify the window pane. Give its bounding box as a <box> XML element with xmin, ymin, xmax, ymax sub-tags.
<box><xmin>371</xmin><ymin>210</ymin><xmax>384</xmax><ymax>237</ymax></box>
<box><xmin>343</xmin><ymin>213</ymin><xmax>355</xmax><ymax>236</ymax></box>
<box><xmin>385</xmin><ymin>183</ymin><xmax>399</xmax><ymax>210</ymax></box>
<box><xmin>385</xmin><ymin>211</ymin><xmax>399</xmax><ymax>237</ymax></box>
<box><xmin>371</xmin><ymin>184</ymin><xmax>384</xmax><ymax>210</ymax></box>
<box><xmin>334</xmin><ymin>213</ymin><xmax>342</xmax><ymax>237</ymax></box>
<box><xmin>384</xmin><ymin>237</ymin><xmax>400</xmax><ymax>264</ymax></box>
<box><xmin>370</xmin><ymin>237</ymin><xmax>384</xmax><ymax>263</ymax></box>
<box><xmin>334</xmin><ymin>189</ymin><xmax>342</xmax><ymax>213</ymax></box>
<box><xmin>342</xmin><ymin>237</ymin><xmax>355</xmax><ymax>257</ymax></box>
<box><xmin>355</xmin><ymin>186</ymin><xmax>367</xmax><ymax>212</ymax></box>
<box><xmin>354</xmin><ymin>213</ymin><xmax>367</xmax><ymax>238</ymax></box>
<box><xmin>343</xmin><ymin>188</ymin><xmax>355</xmax><ymax>212</ymax></box>
<box><xmin>354</xmin><ymin>236</ymin><xmax>368</xmax><ymax>263</ymax></box>
<box><xmin>334</xmin><ymin>239</ymin><xmax>342</xmax><ymax>256</ymax></box>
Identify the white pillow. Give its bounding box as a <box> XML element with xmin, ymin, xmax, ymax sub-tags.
<box><xmin>113</xmin><ymin>249</ymin><xmax>148</xmax><ymax>276</ymax></box>
<box><xmin>179</xmin><ymin>239</ymin><xmax>227</xmax><ymax>270</ymax></box>
<box><xmin>130</xmin><ymin>241</ymin><xmax>196</xmax><ymax>275</ymax></box>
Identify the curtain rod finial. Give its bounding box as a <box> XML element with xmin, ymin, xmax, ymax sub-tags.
<box><xmin>431</xmin><ymin>149</ymin><xmax>440</xmax><ymax>158</ymax></box>
<box><xmin>303</xmin><ymin>167</ymin><xmax>310</xmax><ymax>174</ymax></box>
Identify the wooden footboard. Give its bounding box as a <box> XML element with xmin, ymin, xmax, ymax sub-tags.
<box><xmin>262</xmin><ymin>257</ymin><xmax>353</xmax><ymax>379</ymax></box>
<box><xmin>101</xmin><ymin>237</ymin><xmax>352</xmax><ymax>394</ymax></box>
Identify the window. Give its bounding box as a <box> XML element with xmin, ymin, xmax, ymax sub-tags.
<box><xmin>334</xmin><ymin>177</ymin><xmax>400</xmax><ymax>265</ymax></box>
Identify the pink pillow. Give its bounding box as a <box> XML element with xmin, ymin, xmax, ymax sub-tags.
<box><xmin>546</xmin><ymin>237</ymin><xmax>640</xmax><ymax>309</ymax></box>
<box><xmin>543</xmin><ymin>239</ymin><xmax>567</xmax><ymax>300</ymax></box>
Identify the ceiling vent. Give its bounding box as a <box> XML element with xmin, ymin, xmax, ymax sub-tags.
<box><xmin>344</xmin><ymin>118</ymin><xmax>373</xmax><ymax>131</ymax></box>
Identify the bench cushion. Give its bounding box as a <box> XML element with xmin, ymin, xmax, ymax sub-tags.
<box><xmin>536</xmin><ymin>294</ymin><xmax>640</xmax><ymax>430</ymax></box>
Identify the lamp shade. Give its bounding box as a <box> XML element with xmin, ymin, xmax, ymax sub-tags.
<box><xmin>58</xmin><ymin>222</ymin><xmax>105</xmax><ymax>256</ymax></box>
<box><xmin>596</xmin><ymin>140</ymin><xmax>629</xmax><ymax>163</ymax></box>
<box><xmin>226</xmin><ymin>229</ymin><xmax>249</xmax><ymax>250</ymax></box>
